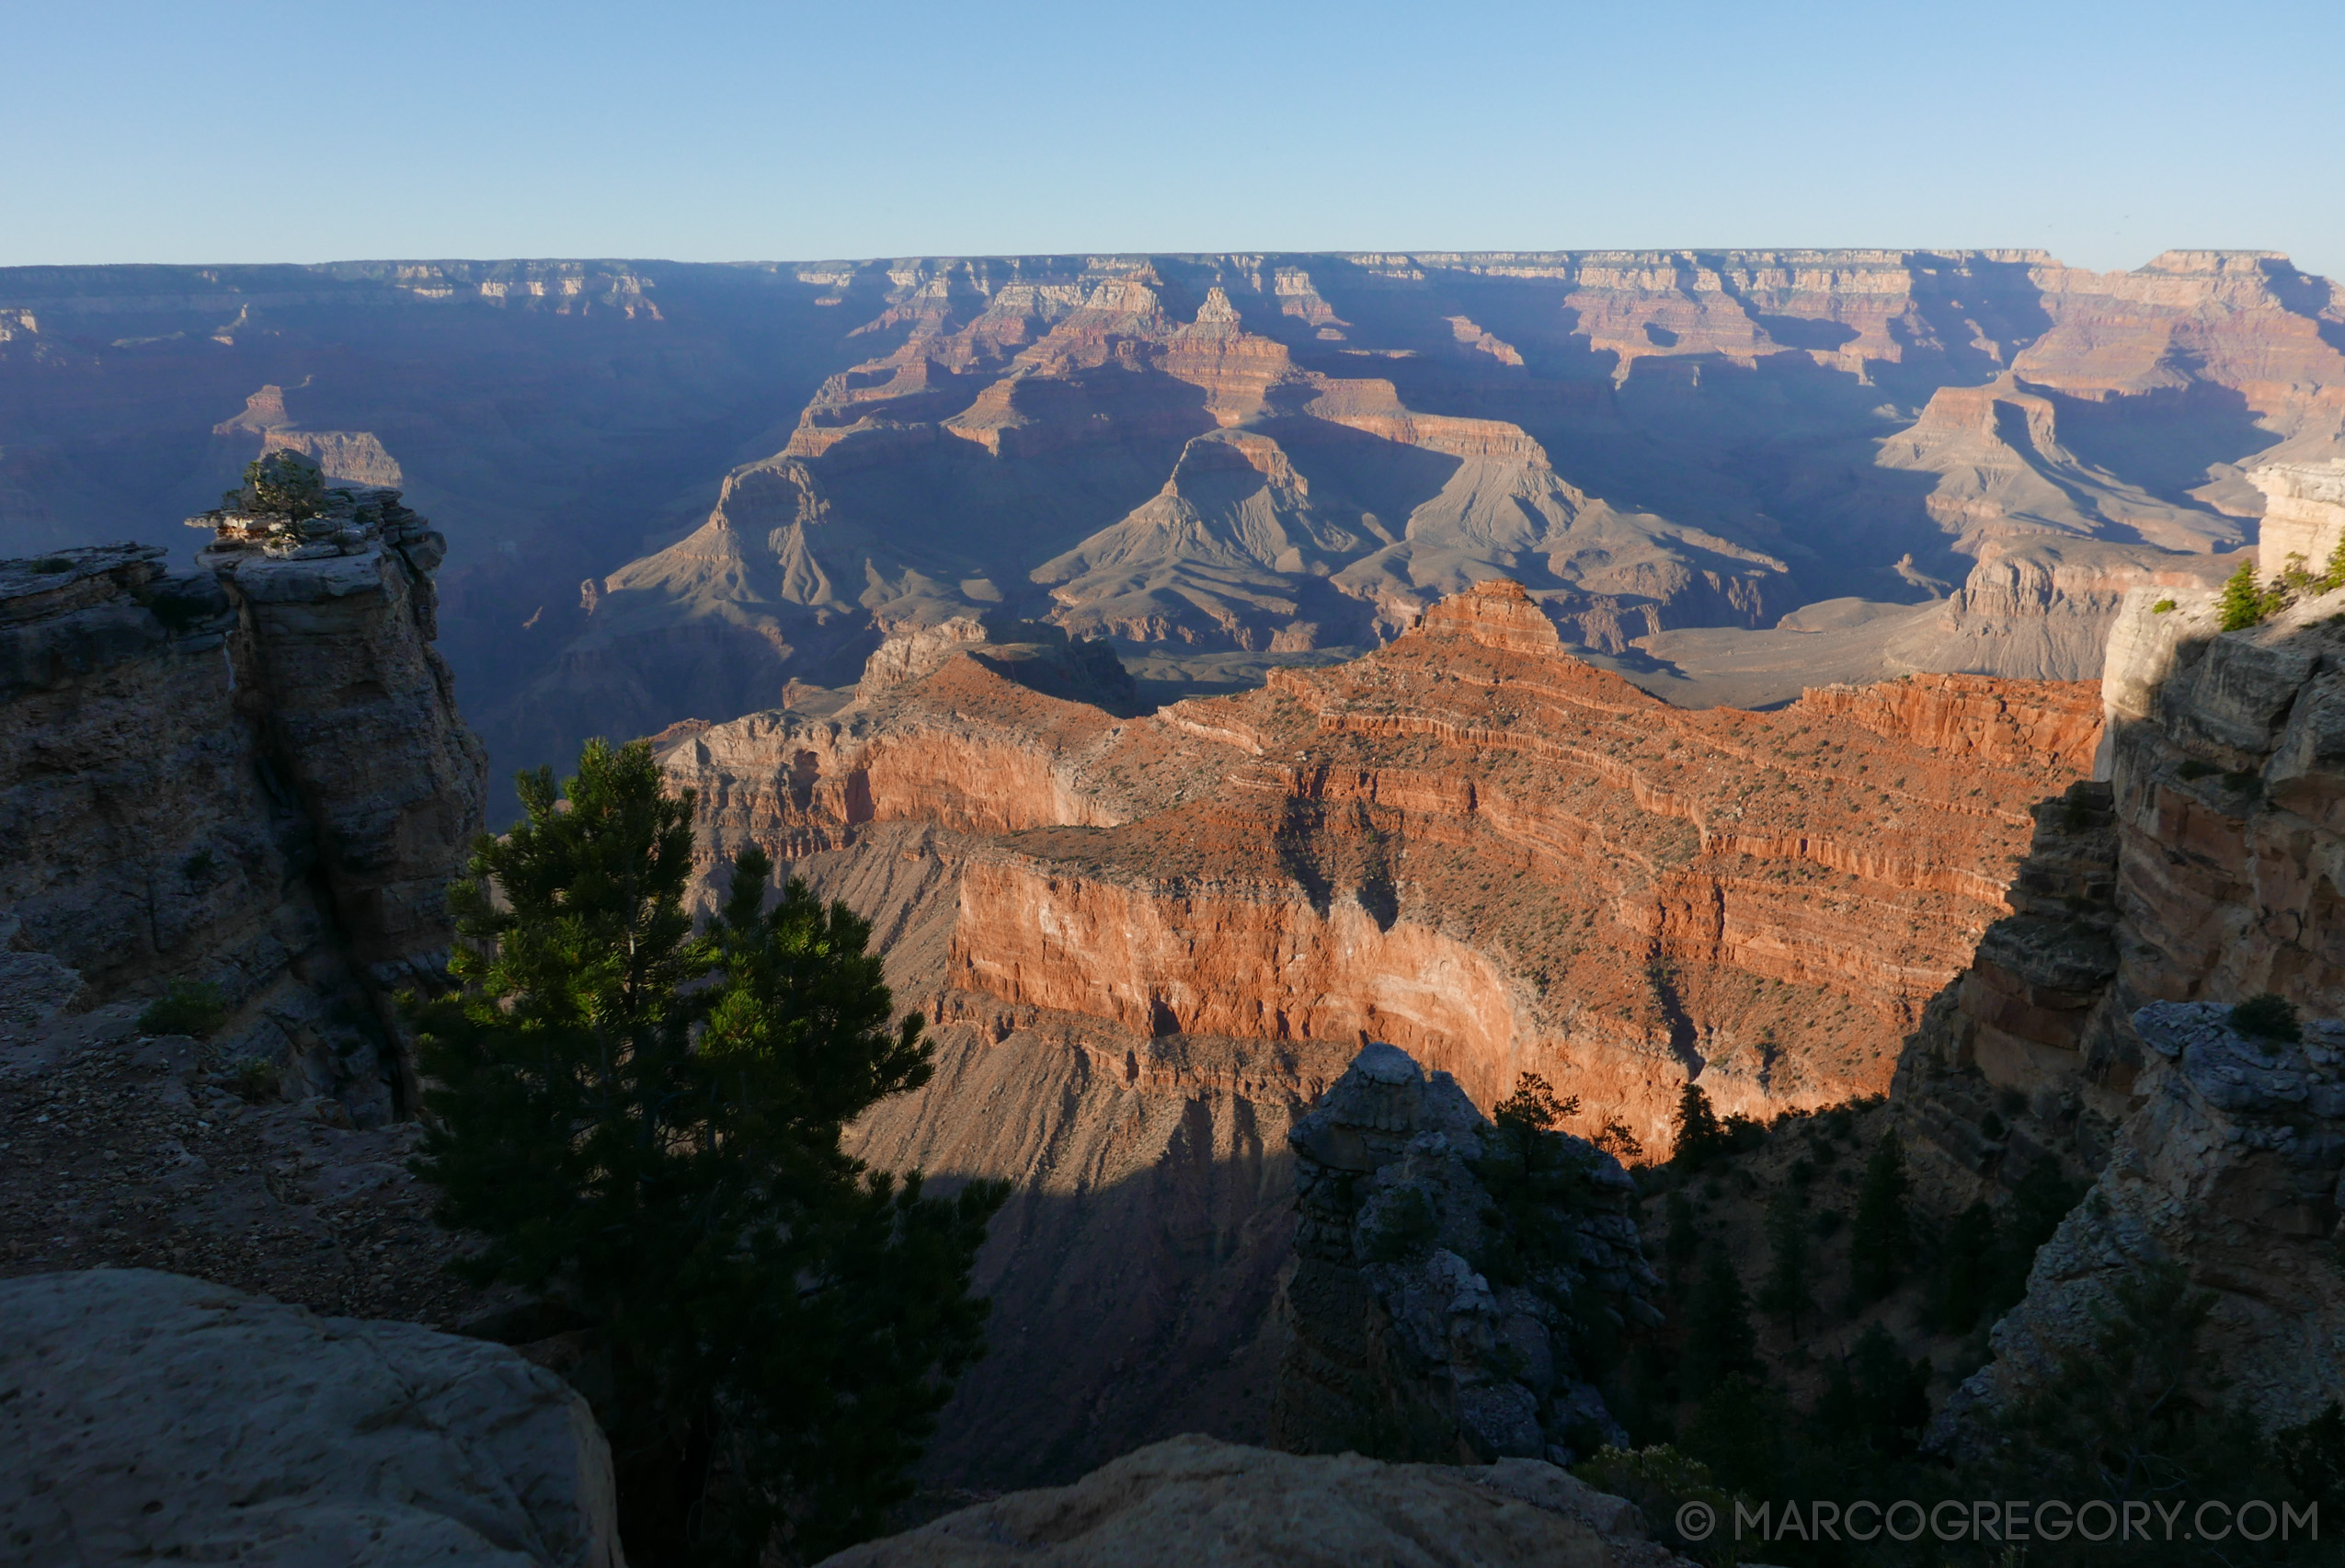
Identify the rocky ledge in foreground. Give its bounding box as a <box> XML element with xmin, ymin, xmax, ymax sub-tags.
<box><xmin>817</xmin><ymin>1433</ymin><xmax>1686</xmax><ymax>1568</ymax></box>
<box><xmin>0</xmin><ymin>1268</ymin><xmax>622</xmax><ymax>1567</ymax></box>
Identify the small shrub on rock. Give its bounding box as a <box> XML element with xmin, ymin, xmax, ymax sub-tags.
<box><xmin>139</xmin><ymin>980</ymin><xmax>225</xmax><ymax>1037</ymax></box>
<box><xmin>2231</xmin><ymin>991</ymin><xmax>2303</xmax><ymax>1042</ymax></box>
<box><xmin>227</xmin><ymin>1056</ymin><xmax>281</xmax><ymax>1102</ymax></box>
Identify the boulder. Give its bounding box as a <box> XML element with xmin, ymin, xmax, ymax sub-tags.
<box><xmin>815</xmin><ymin>1434</ymin><xmax>1682</xmax><ymax>1568</ymax></box>
<box><xmin>0</xmin><ymin>1268</ymin><xmax>623</xmax><ymax>1567</ymax></box>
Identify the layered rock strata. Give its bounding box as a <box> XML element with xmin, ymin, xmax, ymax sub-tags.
<box><xmin>1269</xmin><ymin>1044</ymin><xmax>1655</xmax><ymax>1464</ymax></box>
<box><xmin>6</xmin><ymin>251</ymin><xmax>2339</xmax><ymax>804</ymax></box>
<box><xmin>0</xmin><ymin>493</ymin><xmax>483</xmax><ymax>1121</ymax></box>
<box><xmin>655</xmin><ymin>585</ymin><xmax>2099</xmax><ymax>1486</ymax></box>
<box><xmin>667</xmin><ymin>581</ymin><xmax>2099</xmax><ymax>1146</ymax></box>
<box><xmin>0</xmin><ymin>1268</ymin><xmax>622</xmax><ymax>1568</ymax></box>
<box><xmin>945</xmin><ymin>582</ymin><xmax>2099</xmax><ymax>1141</ymax></box>
<box><xmin>1940</xmin><ymin>1001</ymin><xmax>2345</xmax><ymax>1436</ymax></box>
<box><xmin>1900</xmin><ymin>557</ymin><xmax>2345</xmax><ymax>1196</ymax></box>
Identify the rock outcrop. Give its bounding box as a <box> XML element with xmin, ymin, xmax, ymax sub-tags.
<box><xmin>816</xmin><ymin>1434</ymin><xmax>1681</xmax><ymax>1568</ymax></box>
<box><xmin>1900</xmin><ymin>560</ymin><xmax>2345</xmax><ymax>1187</ymax></box>
<box><xmin>1270</xmin><ymin>1045</ymin><xmax>1654</xmax><ymax>1465</ymax></box>
<box><xmin>654</xmin><ymin>579</ymin><xmax>2099</xmax><ymax>1489</ymax></box>
<box><xmin>1940</xmin><ymin>1001</ymin><xmax>2345</xmax><ymax>1436</ymax></box>
<box><xmin>1890</xmin><ymin>511</ymin><xmax>2345</xmax><ymax>1436</ymax></box>
<box><xmin>0</xmin><ymin>1268</ymin><xmax>623</xmax><ymax>1568</ymax></box>
<box><xmin>0</xmin><ymin>487</ymin><xmax>483</xmax><ymax>1121</ymax></box>
<box><xmin>2250</xmin><ymin>459</ymin><xmax>2345</xmax><ymax>575</ymax></box>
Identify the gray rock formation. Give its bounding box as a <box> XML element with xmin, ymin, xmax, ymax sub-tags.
<box><xmin>814</xmin><ymin>1433</ymin><xmax>1684</xmax><ymax>1568</ymax></box>
<box><xmin>1938</xmin><ymin>1001</ymin><xmax>2345</xmax><ymax>1436</ymax></box>
<box><xmin>1269</xmin><ymin>1044</ymin><xmax>1656</xmax><ymax>1465</ymax></box>
<box><xmin>0</xmin><ymin>1268</ymin><xmax>623</xmax><ymax>1567</ymax></box>
<box><xmin>0</xmin><ymin>486</ymin><xmax>484</xmax><ymax>1121</ymax></box>
<box><xmin>1899</xmin><ymin>565</ymin><xmax>2345</xmax><ymax>1204</ymax></box>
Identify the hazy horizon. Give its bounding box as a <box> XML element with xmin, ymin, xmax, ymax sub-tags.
<box><xmin>12</xmin><ymin>0</ymin><xmax>2342</xmax><ymax>280</ymax></box>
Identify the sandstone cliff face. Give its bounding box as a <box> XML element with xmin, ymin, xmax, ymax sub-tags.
<box><xmin>1887</xmin><ymin>495</ymin><xmax>2345</xmax><ymax>1444</ymax></box>
<box><xmin>0</xmin><ymin>493</ymin><xmax>484</xmax><ymax>1121</ymax></box>
<box><xmin>947</xmin><ymin>583</ymin><xmax>2099</xmax><ymax>1144</ymax></box>
<box><xmin>669</xmin><ymin>583</ymin><xmax>2097</xmax><ymax>1150</ymax></box>
<box><xmin>2252</xmin><ymin>458</ymin><xmax>2345</xmax><ymax>577</ymax></box>
<box><xmin>1902</xmin><ymin>553</ymin><xmax>2345</xmax><ymax>1158</ymax></box>
<box><xmin>651</xmin><ymin>586</ymin><xmax>2096</xmax><ymax>1488</ymax></box>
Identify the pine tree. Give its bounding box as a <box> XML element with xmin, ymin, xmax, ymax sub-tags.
<box><xmin>407</xmin><ymin>739</ymin><xmax>1006</xmax><ymax>1564</ymax></box>
<box><xmin>1847</xmin><ymin>1128</ymin><xmax>1911</xmax><ymax>1301</ymax></box>
<box><xmin>2217</xmin><ymin>558</ymin><xmax>2264</xmax><ymax>630</ymax></box>
<box><xmin>1937</xmin><ymin>1198</ymin><xmax>1996</xmax><ymax>1333</ymax></box>
<box><xmin>1757</xmin><ymin>1185</ymin><xmax>1813</xmax><ymax>1334</ymax></box>
<box><xmin>1981</xmin><ymin>1156</ymin><xmax>2084</xmax><ymax>1319</ymax></box>
<box><xmin>1672</xmin><ymin>1081</ymin><xmax>1722</xmax><ymax>1169</ymax></box>
<box><xmin>1682</xmin><ymin>1242</ymin><xmax>1758</xmax><ymax>1397</ymax></box>
<box><xmin>1664</xmin><ymin>1187</ymin><xmax>1699</xmax><ymax>1282</ymax></box>
<box><xmin>1471</xmin><ymin>1071</ymin><xmax>1597</xmax><ymax>1293</ymax></box>
<box><xmin>1845</xmin><ymin>1322</ymin><xmax>1931</xmax><ymax>1457</ymax></box>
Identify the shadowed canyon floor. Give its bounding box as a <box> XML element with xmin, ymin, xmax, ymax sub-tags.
<box><xmin>4</xmin><ymin>249</ymin><xmax>2335</xmax><ymax>818</ymax></box>
<box><xmin>654</xmin><ymin>579</ymin><xmax>2099</xmax><ymax>1486</ymax></box>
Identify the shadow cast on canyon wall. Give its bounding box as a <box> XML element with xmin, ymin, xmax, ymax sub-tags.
<box><xmin>909</xmin><ymin>1126</ymin><xmax>1300</xmax><ymax>1492</ymax></box>
<box><xmin>2046</xmin><ymin>382</ymin><xmax>2283</xmax><ymax>507</ymax></box>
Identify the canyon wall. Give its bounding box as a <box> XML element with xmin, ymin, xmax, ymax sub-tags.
<box><xmin>655</xmin><ymin>583</ymin><xmax>2098</xmax><ymax>1486</ymax></box>
<box><xmin>1901</xmin><ymin>546</ymin><xmax>2345</xmax><ymax>1184</ymax></box>
<box><xmin>0</xmin><ymin>491</ymin><xmax>484</xmax><ymax>1120</ymax></box>
<box><xmin>939</xmin><ymin>582</ymin><xmax>2099</xmax><ymax>1141</ymax></box>
<box><xmin>1891</xmin><ymin>470</ymin><xmax>2345</xmax><ymax>1448</ymax></box>
<box><xmin>6</xmin><ymin>251</ymin><xmax>2336</xmax><ymax>811</ymax></box>
<box><xmin>1942</xmin><ymin>1001</ymin><xmax>2345</xmax><ymax>1439</ymax></box>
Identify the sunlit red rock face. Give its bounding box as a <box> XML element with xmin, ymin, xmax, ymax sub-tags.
<box><xmin>653</xmin><ymin>581</ymin><xmax>2094</xmax><ymax>1485</ymax></box>
<box><xmin>947</xmin><ymin>582</ymin><xmax>2096</xmax><ymax>1145</ymax></box>
<box><xmin>662</xmin><ymin>580</ymin><xmax>2097</xmax><ymax>1149</ymax></box>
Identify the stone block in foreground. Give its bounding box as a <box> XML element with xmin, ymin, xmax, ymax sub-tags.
<box><xmin>0</xmin><ymin>1268</ymin><xmax>623</xmax><ymax>1567</ymax></box>
<box><xmin>816</xmin><ymin>1433</ymin><xmax>1681</xmax><ymax>1567</ymax></box>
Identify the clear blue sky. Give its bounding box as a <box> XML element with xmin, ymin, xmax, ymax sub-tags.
<box><xmin>11</xmin><ymin>0</ymin><xmax>2343</xmax><ymax>278</ymax></box>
